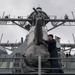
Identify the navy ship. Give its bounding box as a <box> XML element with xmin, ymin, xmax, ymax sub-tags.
<box><xmin>0</xmin><ymin>7</ymin><xmax>75</xmax><ymax>74</ymax></box>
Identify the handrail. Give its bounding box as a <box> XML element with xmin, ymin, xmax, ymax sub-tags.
<box><xmin>0</xmin><ymin>56</ymin><xmax>75</xmax><ymax>74</ymax></box>
<box><xmin>0</xmin><ymin>57</ymin><xmax>74</xmax><ymax>59</ymax></box>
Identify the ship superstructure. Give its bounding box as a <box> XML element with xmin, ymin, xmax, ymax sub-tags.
<box><xmin>0</xmin><ymin>7</ymin><xmax>75</xmax><ymax>74</ymax></box>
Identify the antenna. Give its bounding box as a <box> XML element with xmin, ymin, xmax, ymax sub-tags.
<box><xmin>7</xmin><ymin>40</ymin><xmax>9</xmax><ymax>44</ymax></box>
<box><xmin>2</xmin><ymin>12</ymin><xmax>5</xmax><ymax>18</ymax></box>
<box><xmin>15</xmin><ymin>39</ymin><xmax>17</xmax><ymax>43</ymax></box>
<box><xmin>68</xmin><ymin>40</ymin><xmax>70</xmax><ymax>44</ymax></box>
<box><xmin>68</xmin><ymin>40</ymin><xmax>71</xmax><ymax>56</ymax></box>
<box><xmin>72</xmin><ymin>33</ymin><xmax>75</xmax><ymax>44</ymax></box>
<box><xmin>0</xmin><ymin>33</ymin><xmax>3</xmax><ymax>43</ymax></box>
<box><xmin>71</xmin><ymin>11</ymin><xmax>75</xmax><ymax>19</ymax></box>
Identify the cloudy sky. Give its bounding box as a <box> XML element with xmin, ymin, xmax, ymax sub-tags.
<box><xmin>0</xmin><ymin>0</ymin><xmax>75</xmax><ymax>44</ymax></box>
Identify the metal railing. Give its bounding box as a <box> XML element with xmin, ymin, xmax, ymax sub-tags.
<box><xmin>0</xmin><ymin>56</ymin><xmax>75</xmax><ymax>74</ymax></box>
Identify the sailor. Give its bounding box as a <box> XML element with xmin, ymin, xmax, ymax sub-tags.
<box><xmin>44</xmin><ymin>34</ymin><xmax>64</xmax><ymax>73</ymax></box>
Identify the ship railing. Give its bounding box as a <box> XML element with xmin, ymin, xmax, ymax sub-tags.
<box><xmin>0</xmin><ymin>56</ymin><xmax>75</xmax><ymax>74</ymax></box>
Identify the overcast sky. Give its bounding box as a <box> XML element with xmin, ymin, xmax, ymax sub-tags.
<box><xmin>0</xmin><ymin>0</ymin><xmax>75</xmax><ymax>44</ymax></box>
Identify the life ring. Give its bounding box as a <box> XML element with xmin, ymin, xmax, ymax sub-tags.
<box><xmin>61</xmin><ymin>62</ymin><xmax>66</xmax><ymax>68</ymax></box>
